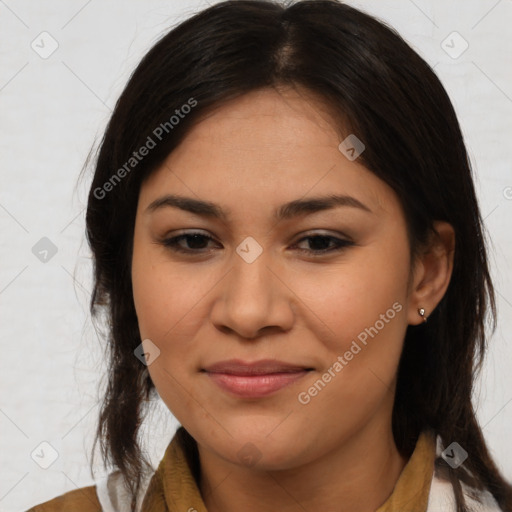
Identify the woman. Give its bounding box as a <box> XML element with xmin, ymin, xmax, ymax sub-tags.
<box><xmin>26</xmin><ymin>1</ymin><xmax>512</xmax><ymax>511</ymax></box>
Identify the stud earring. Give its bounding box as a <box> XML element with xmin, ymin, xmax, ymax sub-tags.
<box><xmin>418</xmin><ymin>308</ymin><xmax>428</xmax><ymax>323</ymax></box>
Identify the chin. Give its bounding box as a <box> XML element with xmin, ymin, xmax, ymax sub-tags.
<box><xmin>209</xmin><ymin>422</ymin><xmax>310</xmax><ymax>470</ymax></box>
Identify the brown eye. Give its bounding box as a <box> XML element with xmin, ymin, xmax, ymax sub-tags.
<box><xmin>293</xmin><ymin>234</ymin><xmax>354</xmax><ymax>255</ymax></box>
<box><xmin>159</xmin><ymin>231</ymin><xmax>354</xmax><ymax>256</ymax></box>
<box><xmin>161</xmin><ymin>232</ymin><xmax>220</xmax><ymax>253</ymax></box>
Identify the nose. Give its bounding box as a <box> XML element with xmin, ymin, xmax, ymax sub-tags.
<box><xmin>209</xmin><ymin>250</ymin><xmax>295</xmax><ymax>340</ymax></box>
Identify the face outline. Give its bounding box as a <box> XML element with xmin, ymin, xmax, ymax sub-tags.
<box><xmin>131</xmin><ymin>86</ymin><xmax>445</xmax><ymax>473</ymax></box>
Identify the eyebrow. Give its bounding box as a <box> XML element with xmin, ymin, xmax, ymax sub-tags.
<box><xmin>145</xmin><ymin>193</ymin><xmax>373</xmax><ymax>221</ymax></box>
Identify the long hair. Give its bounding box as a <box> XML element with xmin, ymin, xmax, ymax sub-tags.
<box><xmin>84</xmin><ymin>1</ymin><xmax>512</xmax><ymax>510</ymax></box>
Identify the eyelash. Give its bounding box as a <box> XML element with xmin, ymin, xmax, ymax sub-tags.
<box><xmin>160</xmin><ymin>231</ymin><xmax>354</xmax><ymax>256</ymax></box>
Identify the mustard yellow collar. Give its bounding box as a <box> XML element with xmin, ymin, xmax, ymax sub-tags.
<box><xmin>141</xmin><ymin>428</ymin><xmax>435</xmax><ymax>512</ymax></box>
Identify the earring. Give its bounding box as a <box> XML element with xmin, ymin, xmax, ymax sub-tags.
<box><xmin>418</xmin><ymin>308</ymin><xmax>428</xmax><ymax>323</ymax></box>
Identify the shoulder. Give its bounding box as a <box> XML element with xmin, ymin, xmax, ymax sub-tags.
<box><xmin>426</xmin><ymin>435</ymin><xmax>504</xmax><ymax>512</ymax></box>
<box><xmin>427</xmin><ymin>474</ymin><xmax>504</xmax><ymax>512</ymax></box>
<box><xmin>24</xmin><ymin>484</ymin><xmax>101</xmax><ymax>512</ymax></box>
<box><xmin>25</xmin><ymin>464</ymin><xmax>156</xmax><ymax>512</ymax></box>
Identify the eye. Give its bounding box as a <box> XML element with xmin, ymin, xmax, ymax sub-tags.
<box><xmin>161</xmin><ymin>232</ymin><xmax>220</xmax><ymax>253</ymax></box>
<box><xmin>159</xmin><ymin>231</ymin><xmax>354</xmax><ymax>256</ymax></box>
<box><xmin>292</xmin><ymin>234</ymin><xmax>354</xmax><ymax>255</ymax></box>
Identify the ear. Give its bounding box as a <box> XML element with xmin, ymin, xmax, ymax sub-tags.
<box><xmin>407</xmin><ymin>221</ymin><xmax>455</xmax><ymax>325</ymax></box>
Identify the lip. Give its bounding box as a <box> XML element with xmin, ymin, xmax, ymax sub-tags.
<box><xmin>202</xmin><ymin>359</ymin><xmax>312</xmax><ymax>398</ymax></box>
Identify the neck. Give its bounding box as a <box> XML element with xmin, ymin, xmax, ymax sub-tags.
<box><xmin>198</xmin><ymin>420</ymin><xmax>409</xmax><ymax>512</ymax></box>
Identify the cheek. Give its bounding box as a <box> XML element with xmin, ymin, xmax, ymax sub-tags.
<box><xmin>297</xmin><ymin>234</ymin><xmax>411</xmax><ymax>398</ymax></box>
<box><xmin>299</xmin><ymin>242</ymin><xmax>410</xmax><ymax>348</ymax></box>
<box><xmin>133</xmin><ymin>278</ymin><xmax>185</xmax><ymax>339</ymax></box>
<box><xmin>131</xmin><ymin>244</ymin><xmax>207</xmax><ymax>421</ymax></box>
<box><xmin>131</xmin><ymin>240</ymin><xmax>206</xmax><ymax>342</ymax></box>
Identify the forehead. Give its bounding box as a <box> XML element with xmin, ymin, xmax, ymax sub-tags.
<box><xmin>138</xmin><ymin>88</ymin><xmax>400</xmax><ymax>220</ymax></box>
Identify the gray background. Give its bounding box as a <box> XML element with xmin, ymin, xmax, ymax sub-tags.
<box><xmin>1</xmin><ymin>1</ymin><xmax>511</xmax><ymax>511</ymax></box>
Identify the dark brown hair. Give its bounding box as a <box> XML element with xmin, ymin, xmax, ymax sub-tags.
<box><xmin>84</xmin><ymin>1</ymin><xmax>512</xmax><ymax>511</ymax></box>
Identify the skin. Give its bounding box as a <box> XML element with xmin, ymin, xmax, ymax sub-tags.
<box><xmin>131</xmin><ymin>86</ymin><xmax>455</xmax><ymax>512</ymax></box>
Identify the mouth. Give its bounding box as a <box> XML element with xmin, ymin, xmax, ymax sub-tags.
<box><xmin>202</xmin><ymin>359</ymin><xmax>314</xmax><ymax>398</ymax></box>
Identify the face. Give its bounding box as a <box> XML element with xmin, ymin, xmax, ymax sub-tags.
<box><xmin>131</xmin><ymin>87</ymin><xmax>415</xmax><ymax>470</ymax></box>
